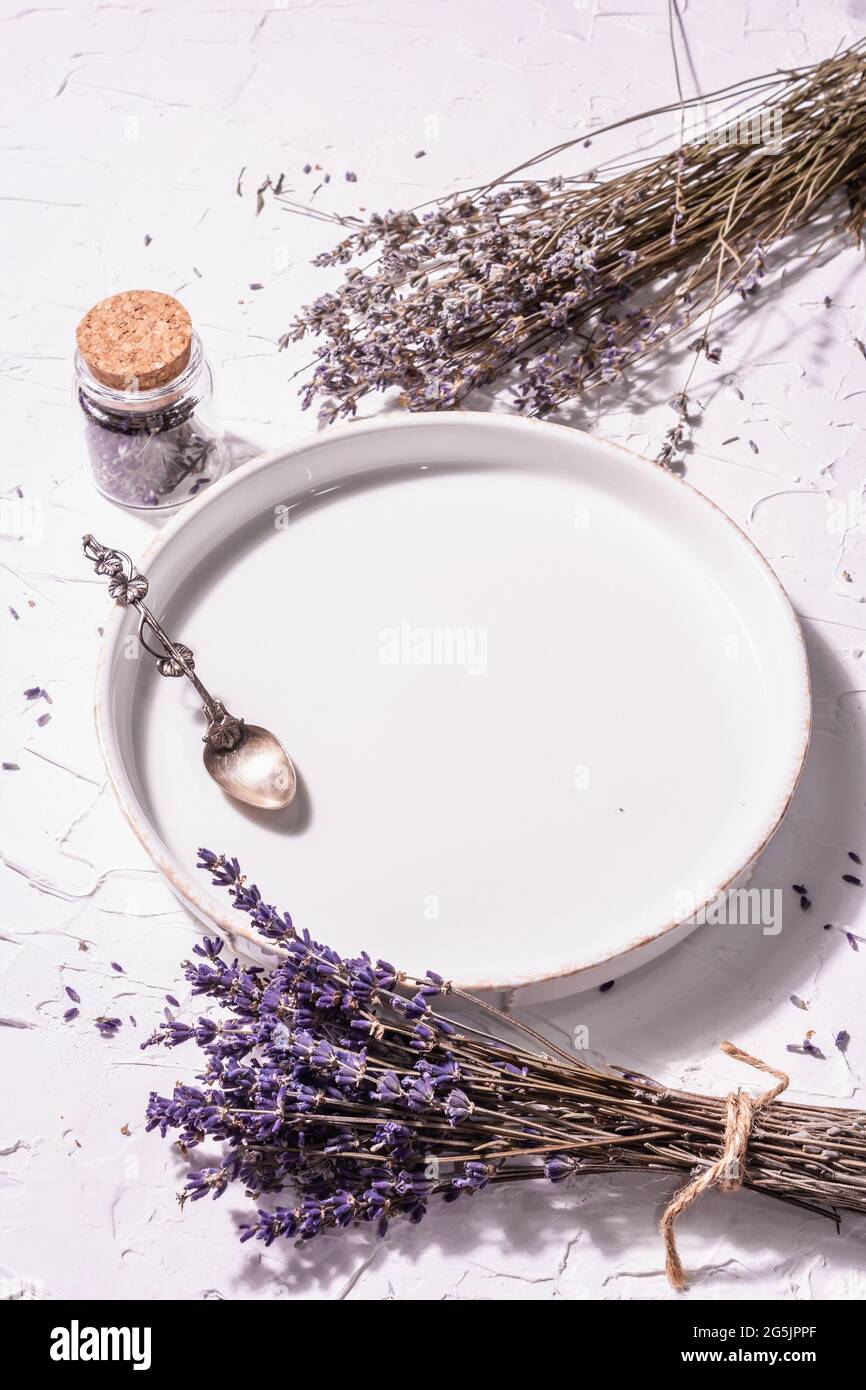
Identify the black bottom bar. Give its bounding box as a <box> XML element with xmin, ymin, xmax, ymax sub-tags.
<box><xmin>3</xmin><ymin>1296</ymin><xmax>850</xmax><ymax>1374</ymax></box>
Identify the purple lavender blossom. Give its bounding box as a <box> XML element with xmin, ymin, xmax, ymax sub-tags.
<box><xmin>96</xmin><ymin>1016</ymin><xmax>122</xmax><ymax>1038</ymax></box>
<box><xmin>142</xmin><ymin>848</ymin><xmax>586</xmax><ymax>1248</ymax></box>
<box><xmin>145</xmin><ymin>847</ymin><xmax>855</xmax><ymax>1254</ymax></box>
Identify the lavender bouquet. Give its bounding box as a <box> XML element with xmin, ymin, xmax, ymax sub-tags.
<box><xmin>144</xmin><ymin>852</ymin><xmax>866</xmax><ymax>1289</ymax></box>
<box><xmin>275</xmin><ymin>42</ymin><xmax>866</xmax><ymax>465</ymax></box>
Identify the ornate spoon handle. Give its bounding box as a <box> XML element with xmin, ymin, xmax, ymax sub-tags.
<box><xmin>82</xmin><ymin>534</ymin><xmax>244</xmax><ymax>752</ymax></box>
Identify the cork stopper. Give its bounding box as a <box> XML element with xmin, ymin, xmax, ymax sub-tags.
<box><xmin>76</xmin><ymin>290</ymin><xmax>192</xmax><ymax>391</ymax></box>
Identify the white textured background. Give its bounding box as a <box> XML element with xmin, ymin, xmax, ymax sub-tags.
<box><xmin>3</xmin><ymin>0</ymin><xmax>866</xmax><ymax>1301</ymax></box>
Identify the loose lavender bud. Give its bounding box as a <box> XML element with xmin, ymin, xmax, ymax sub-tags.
<box><xmin>96</xmin><ymin>1016</ymin><xmax>122</xmax><ymax>1038</ymax></box>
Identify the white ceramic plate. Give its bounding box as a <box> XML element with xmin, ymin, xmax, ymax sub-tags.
<box><xmin>96</xmin><ymin>414</ymin><xmax>810</xmax><ymax>993</ymax></box>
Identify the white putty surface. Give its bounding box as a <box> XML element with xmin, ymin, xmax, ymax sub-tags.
<box><xmin>2</xmin><ymin>0</ymin><xmax>866</xmax><ymax>1301</ymax></box>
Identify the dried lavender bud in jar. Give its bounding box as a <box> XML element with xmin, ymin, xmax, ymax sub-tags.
<box><xmin>74</xmin><ymin>289</ymin><xmax>225</xmax><ymax>509</ymax></box>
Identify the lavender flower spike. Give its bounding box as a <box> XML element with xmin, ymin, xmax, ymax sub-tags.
<box><xmin>140</xmin><ymin>848</ymin><xmax>866</xmax><ymax>1271</ymax></box>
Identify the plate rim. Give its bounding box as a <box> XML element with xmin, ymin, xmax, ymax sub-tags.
<box><xmin>93</xmin><ymin>411</ymin><xmax>812</xmax><ymax>989</ymax></box>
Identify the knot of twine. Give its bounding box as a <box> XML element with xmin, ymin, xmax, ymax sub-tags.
<box><xmin>660</xmin><ymin>1041</ymin><xmax>789</xmax><ymax>1291</ymax></box>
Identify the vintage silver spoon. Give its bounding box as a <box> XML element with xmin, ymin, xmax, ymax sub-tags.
<box><xmin>83</xmin><ymin>534</ymin><xmax>296</xmax><ymax>811</ymax></box>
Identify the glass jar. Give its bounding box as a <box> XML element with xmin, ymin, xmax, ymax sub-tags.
<box><xmin>74</xmin><ymin>292</ymin><xmax>226</xmax><ymax>510</ymax></box>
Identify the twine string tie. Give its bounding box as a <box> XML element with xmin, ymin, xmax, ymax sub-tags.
<box><xmin>660</xmin><ymin>1040</ymin><xmax>789</xmax><ymax>1291</ymax></box>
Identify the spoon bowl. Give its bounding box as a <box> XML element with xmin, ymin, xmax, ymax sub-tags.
<box><xmin>83</xmin><ymin>536</ymin><xmax>298</xmax><ymax>814</ymax></box>
<box><xmin>203</xmin><ymin>724</ymin><xmax>297</xmax><ymax>810</ymax></box>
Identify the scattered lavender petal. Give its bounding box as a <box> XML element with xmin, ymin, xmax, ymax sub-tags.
<box><xmin>847</xmin><ymin>932</ymin><xmax>860</xmax><ymax>951</ymax></box>
<box><xmin>95</xmin><ymin>1016</ymin><xmax>122</xmax><ymax>1038</ymax></box>
<box><xmin>63</xmin><ymin>1007</ymin><xmax>79</xmax><ymax>1023</ymax></box>
<box><xmin>849</xmin><ymin>851</ymin><xmax>862</xmax><ymax>865</ymax></box>
<box><xmin>790</xmin><ymin>994</ymin><xmax>808</xmax><ymax>1010</ymax></box>
<box><xmin>836</xmin><ymin>1030</ymin><xmax>850</xmax><ymax>1054</ymax></box>
<box><xmin>23</xmin><ymin>687</ymin><xmax>42</xmax><ymax>700</ymax></box>
<box><xmin>65</xmin><ymin>986</ymin><xmax>81</xmax><ymax>1004</ymax></box>
<box><xmin>843</xmin><ymin>873</ymin><xmax>863</xmax><ymax>886</ymax></box>
<box><xmin>599</xmin><ymin>980</ymin><xmax>615</xmax><ymax>993</ymax></box>
<box><xmin>414</xmin><ymin>150</ymin><xmax>426</xmax><ymax>159</ymax></box>
<box><xmin>165</xmin><ymin>994</ymin><xmax>179</xmax><ymax>1007</ymax></box>
<box><xmin>345</xmin><ymin>170</ymin><xmax>357</xmax><ymax>182</ymax></box>
<box><xmin>787</xmin><ymin>1039</ymin><xmax>826</xmax><ymax>1058</ymax></box>
<box><xmin>2</xmin><ymin>763</ymin><xmax>19</xmax><ymax>772</ymax></box>
<box><xmin>36</xmin><ymin>712</ymin><xmax>51</xmax><ymax>727</ymax></box>
<box><xmin>111</xmin><ymin>962</ymin><xmax>124</xmax><ymax>973</ymax></box>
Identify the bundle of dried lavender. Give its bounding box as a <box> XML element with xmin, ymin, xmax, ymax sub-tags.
<box><xmin>277</xmin><ymin>43</ymin><xmax>866</xmax><ymax>445</ymax></box>
<box><xmin>144</xmin><ymin>852</ymin><xmax>866</xmax><ymax>1285</ymax></box>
